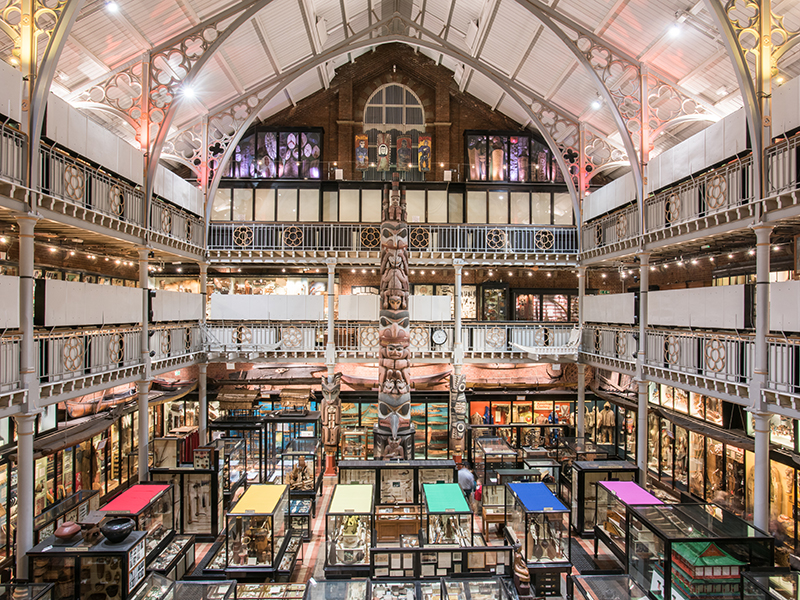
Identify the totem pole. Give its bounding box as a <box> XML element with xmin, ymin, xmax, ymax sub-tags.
<box><xmin>321</xmin><ymin>372</ymin><xmax>342</xmax><ymax>472</ymax></box>
<box><xmin>374</xmin><ymin>174</ymin><xmax>415</xmax><ymax>459</ymax></box>
<box><xmin>449</xmin><ymin>373</ymin><xmax>467</xmax><ymax>457</ymax></box>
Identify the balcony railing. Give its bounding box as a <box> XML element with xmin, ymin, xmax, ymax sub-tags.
<box><xmin>0</xmin><ymin>336</ymin><xmax>21</xmax><ymax>393</ymax></box>
<box><xmin>580</xmin><ymin>325</ymin><xmax>637</xmax><ymax>363</ymax></box>
<box><xmin>581</xmin><ymin>205</ymin><xmax>639</xmax><ymax>253</ymax></box>
<box><xmin>36</xmin><ymin>327</ymin><xmax>142</xmax><ymax>383</ymax></box>
<box><xmin>766</xmin><ymin>133</ymin><xmax>800</xmax><ymax>197</ymax></box>
<box><xmin>0</xmin><ymin>121</ymin><xmax>25</xmax><ymax>185</ymax></box>
<box><xmin>205</xmin><ymin>322</ymin><xmax>324</xmax><ymax>354</ymax></box>
<box><xmin>208</xmin><ymin>222</ymin><xmax>578</xmax><ymax>255</ymax></box>
<box><xmin>644</xmin><ymin>328</ymin><xmax>753</xmax><ymax>385</ymax></box>
<box><xmin>766</xmin><ymin>336</ymin><xmax>800</xmax><ymax>397</ymax></box>
<box><xmin>151</xmin><ymin>196</ymin><xmax>205</xmax><ymax>248</ymax></box>
<box><xmin>151</xmin><ymin>323</ymin><xmax>205</xmax><ymax>365</ymax></box>
<box><xmin>39</xmin><ymin>144</ymin><xmax>145</xmax><ymax>225</ymax></box>
<box><xmin>463</xmin><ymin>322</ymin><xmax>578</xmax><ymax>355</ymax></box>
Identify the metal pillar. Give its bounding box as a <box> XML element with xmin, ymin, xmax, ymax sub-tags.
<box><xmin>198</xmin><ymin>363</ymin><xmax>208</xmax><ymax>446</ymax></box>
<box><xmin>138</xmin><ymin>248</ymin><xmax>151</xmax><ymax>481</ymax></box>
<box><xmin>15</xmin><ymin>413</ymin><xmax>38</xmax><ymax>578</ymax></box>
<box><xmin>325</xmin><ymin>258</ymin><xmax>337</xmax><ymax>381</ymax></box>
<box><xmin>15</xmin><ymin>215</ymin><xmax>38</xmax><ymax>411</ymax></box>
<box><xmin>199</xmin><ymin>262</ymin><xmax>208</xmax><ymax>322</ymax></box>
<box><xmin>453</xmin><ymin>260</ymin><xmax>464</xmax><ymax>372</ymax></box>
<box><xmin>576</xmin><ymin>266</ymin><xmax>586</xmax><ymax>438</ymax></box>
<box><xmin>750</xmin><ymin>223</ymin><xmax>773</xmax><ymax>531</ymax></box>
<box><xmin>636</xmin><ymin>252</ymin><xmax>650</xmax><ymax>482</ymax></box>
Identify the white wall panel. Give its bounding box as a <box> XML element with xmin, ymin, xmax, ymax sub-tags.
<box><xmin>686</xmin><ymin>130</ymin><xmax>706</xmax><ymax>174</ymax></box>
<box><xmin>704</xmin><ymin>119</ymin><xmax>725</xmax><ymax>167</ymax></box>
<box><xmin>672</xmin><ymin>138</ymin><xmax>690</xmax><ymax>181</ymax></box>
<box><xmin>648</xmin><ymin>156</ymin><xmax>660</xmax><ymax>194</ymax></box>
<box><xmin>67</xmin><ymin>106</ymin><xmax>88</xmax><ymax>157</ymax></box>
<box><xmin>584</xmin><ymin>172</ymin><xmax>636</xmax><ymax>221</ymax></box>
<box><xmin>43</xmin><ymin>280</ymin><xmax>142</xmax><ymax>326</ymax></box>
<box><xmin>0</xmin><ymin>60</ymin><xmax>23</xmax><ymax>123</ymax></box>
<box><xmin>660</xmin><ymin>147</ymin><xmax>674</xmax><ymax>188</ymax></box>
<box><xmin>648</xmin><ymin>286</ymin><xmax>744</xmax><ymax>329</ymax></box>
<box><xmin>208</xmin><ymin>294</ymin><xmax>252</xmax><ymax>321</ymax></box>
<box><xmin>209</xmin><ymin>294</ymin><xmax>326</xmax><ymax>321</ymax></box>
<box><xmin>154</xmin><ymin>165</ymin><xmax>203</xmax><ymax>216</ymax></box>
<box><xmin>46</xmin><ymin>94</ymin><xmax>70</xmax><ymax>146</ymax></box>
<box><xmin>0</xmin><ymin>276</ymin><xmax>19</xmax><ymax>329</ymax></box>
<box><xmin>770</xmin><ymin>281</ymin><xmax>800</xmax><ymax>332</ymax></box>
<box><xmin>583</xmin><ymin>293</ymin><xmax>635</xmax><ymax>325</ymax></box>
<box><xmin>774</xmin><ymin>76</ymin><xmax>800</xmax><ymax>137</ymax></box>
<box><xmin>86</xmin><ymin>118</ymin><xmax>117</xmax><ymax>173</ymax></box>
<box><xmin>724</xmin><ymin>108</ymin><xmax>746</xmax><ymax>155</ymax></box>
<box><xmin>269</xmin><ymin>296</ymin><xmax>288</xmax><ymax>320</ymax></box>
<box><xmin>338</xmin><ymin>295</ymin><xmax>379</xmax><ymax>321</ymax></box>
<box><xmin>152</xmin><ymin>290</ymin><xmax>203</xmax><ymax>322</ymax></box>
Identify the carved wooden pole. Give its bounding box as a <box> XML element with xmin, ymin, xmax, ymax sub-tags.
<box><xmin>321</xmin><ymin>372</ymin><xmax>342</xmax><ymax>474</ymax></box>
<box><xmin>449</xmin><ymin>374</ymin><xmax>467</xmax><ymax>458</ymax></box>
<box><xmin>375</xmin><ymin>173</ymin><xmax>415</xmax><ymax>459</ymax></box>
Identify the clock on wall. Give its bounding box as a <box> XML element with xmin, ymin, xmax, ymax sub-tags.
<box><xmin>432</xmin><ymin>329</ymin><xmax>448</xmax><ymax>345</ymax></box>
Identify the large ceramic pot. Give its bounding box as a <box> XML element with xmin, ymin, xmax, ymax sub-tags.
<box><xmin>54</xmin><ymin>521</ymin><xmax>81</xmax><ymax>543</ymax></box>
<box><xmin>100</xmin><ymin>517</ymin><xmax>135</xmax><ymax>544</ymax></box>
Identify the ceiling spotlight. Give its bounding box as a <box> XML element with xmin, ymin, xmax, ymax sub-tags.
<box><xmin>106</xmin><ymin>1</ymin><xmax>119</xmax><ymax>12</ymax></box>
<box><xmin>590</xmin><ymin>98</ymin><xmax>602</xmax><ymax>110</ymax></box>
<box><xmin>49</xmin><ymin>247</ymin><xmax>56</xmax><ymax>253</ymax></box>
<box><xmin>176</xmin><ymin>267</ymin><xmax>182</xmax><ymax>273</ymax></box>
<box><xmin>773</xmin><ymin>245</ymin><xmax>780</xmax><ymax>251</ymax></box>
<box><xmin>628</xmin><ymin>270</ymin><xmax>634</xmax><ymax>275</ymax></box>
<box><xmin>410</xmin><ymin>270</ymin><xmax>415</xmax><ymax>275</ymax></box>
<box><xmin>621</xmin><ymin>272</ymin><xmax>626</xmax><ymax>278</ymax></box>
<box><xmin>371</xmin><ymin>269</ymin><xmax>376</xmax><ymax>274</ymax></box>
<box><xmin>9</xmin><ymin>56</ymin><xmax>19</xmax><ymax>66</ymax></box>
<box><xmin>420</xmin><ymin>270</ymin><xmax>425</xmax><ymax>275</ymax></box>
<box><xmin>282</xmin><ymin>268</ymin><xmax>286</xmax><ymax>272</ymax></box>
<box><xmin>728</xmin><ymin>253</ymin><xmax>734</xmax><ymax>259</ymax></box>
<box><xmin>115</xmin><ymin>259</ymin><xmax>121</xmax><ymax>265</ymax></box>
<box><xmin>776</xmin><ymin>74</ymin><xmax>786</xmax><ymax>85</ymax></box>
<box><xmin>677</xmin><ymin>261</ymin><xmax>683</xmax><ymax>266</ymax></box>
<box><xmin>431</xmin><ymin>271</ymin><xmax>435</xmax><ymax>275</ymax></box>
<box><xmin>709</xmin><ymin>256</ymin><xmax>714</xmax><ymax>262</ymax></box>
<box><xmin>488</xmin><ymin>270</ymin><xmax>493</xmax><ymax>276</ymax></box>
<box><xmin>182</xmin><ymin>86</ymin><xmax>195</xmax><ymax>99</ymax></box>
<box><xmin>650</xmin><ymin>266</ymin><xmax>656</xmax><ymax>271</ymax></box>
<box><xmin>508</xmin><ymin>271</ymin><xmax>513</xmax><ymax>277</ymax></box>
<box><xmin>546</xmin><ymin>272</ymin><xmax>552</xmax><ymax>277</ymax></box>
<box><xmin>669</xmin><ymin>23</ymin><xmax>681</xmax><ymax>37</ymax></box>
<box><xmin>361</xmin><ymin>269</ymin><xmax>366</xmax><ymax>274</ymax></box>
<box><xmin>351</xmin><ymin>269</ymin><xmax>356</xmax><ymax>273</ymax></box>
<box><xmin>601</xmin><ymin>273</ymin><xmax>607</xmax><ymax>278</ymax></box>
<box><xmin>69</xmin><ymin>251</ymin><xmax>75</xmax><ymax>256</ymax></box>
<box><xmin>748</xmin><ymin>249</ymin><xmax>755</xmax><ymax>256</ymax></box>
<box><xmin>691</xmin><ymin>259</ymin><xmax>698</xmax><ymax>265</ymax></box>
<box><xmin>527</xmin><ymin>271</ymin><xmax>532</xmax><ymax>276</ymax></box>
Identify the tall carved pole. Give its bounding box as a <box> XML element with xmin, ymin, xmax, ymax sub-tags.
<box><xmin>375</xmin><ymin>174</ymin><xmax>415</xmax><ymax>459</ymax></box>
<box><xmin>321</xmin><ymin>372</ymin><xmax>342</xmax><ymax>470</ymax></box>
<box><xmin>449</xmin><ymin>374</ymin><xmax>467</xmax><ymax>458</ymax></box>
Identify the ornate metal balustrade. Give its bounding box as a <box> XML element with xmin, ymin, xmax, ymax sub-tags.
<box><xmin>766</xmin><ymin>133</ymin><xmax>800</xmax><ymax>198</ymax></box>
<box><xmin>463</xmin><ymin>322</ymin><xmax>578</xmax><ymax>358</ymax></box>
<box><xmin>0</xmin><ymin>336</ymin><xmax>21</xmax><ymax>394</ymax></box>
<box><xmin>208</xmin><ymin>222</ymin><xmax>578</xmax><ymax>258</ymax></box>
<box><xmin>36</xmin><ymin>326</ymin><xmax>142</xmax><ymax>384</ymax></box>
<box><xmin>644</xmin><ymin>328</ymin><xmax>753</xmax><ymax>386</ymax></box>
<box><xmin>150</xmin><ymin>323</ymin><xmax>205</xmax><ymax>370</ymax></box>
<box><xmin>204</xmin><ymin>322</ymin><xmax>326</xmax><ymax>357</ymax></box>
<box><xmin>645</xmin><ymin>155</ymin><xmax>755</xmax><ymax>234</ymax></box>
<box><xmin>580</xmin><ymin>205</ymin><xmax>639</xmax><ymax>255</ymax></box>
<box><xmin>150</xmin><ymin>196</ymin><xmax>205</xmax><ymax>250</ymax></box>
<box><xmin>0</xmin><ymin>121</ymin><xmax>25</xmax><ymax>186</ymax></box>
<box><xmin>38</xmin><ymin>144</ymin><xmax>145</xmax><ymax>225</ymax></box>
<box><xmin>580</xmin><ymin>325</ymin><xmax>637</xmax><ymax>365</ymax></box>
<box><xmin>766</xmin><ymin>336</ymin><xmax>800</xmax><ymax>399</ymax></box>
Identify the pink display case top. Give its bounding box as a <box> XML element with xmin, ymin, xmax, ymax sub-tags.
<box><xmin>100</xmin><ymin>484</ymin><xmax>171</xmax><ymax>514</ymax></box>
<box><xmin>598</xmin><ymin>481</ymin><xmax>663</xmax><ymax>506</ymax></box>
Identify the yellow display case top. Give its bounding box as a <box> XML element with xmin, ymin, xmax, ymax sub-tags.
<box><xmin>329</xmin><ymin>484</ymin><xmax>374</xmax><ymax>514</ymax></box>
<box><xmin>229</xmin><ymin>484</ymin><xmax>287</xmax><ymax>515</ymax></box>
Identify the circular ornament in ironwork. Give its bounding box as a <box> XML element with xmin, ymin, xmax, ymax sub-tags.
<box><xmin>410</xmin><ymin>227</ymin><xmax>429</xmax><ymax>248</ymax></box>
<box><xmin>533</xmin><ymin>328</ymin><xmax>551</xmax><ymax>346</ymax></box>
<box><xmin>615</xmin><ymin>331</ymin><xmax>627</xmax><ymax>356</ymax></box>
<box><xmin>485</xmin><ymin>327</ymin><xmax>506</xmax><ymax>349</ymax></box>
<box><xmin>360</xmin><ymin>227</ymin><xmax>380</xmax><ymax>249</ymax></box>
<box><xmin>534</xmin><ymin>229</ymin><xmax>555</xmax><ymax>251</ymax></box>
<box><xmin>665</xmin><ymin>193</ymin><xmax>681</xmax><ymax>222</ymax></box>
<box><xmin>665</xmin><ymin>335</ymin><xmax>680</xmax><ymax>365</ymax></box>
<box><xmin>63</xmin><ymin>166</ymin><xmax>85</xmax><ymax>202</ymax></box>
<box><xmin>109</xmin><ymin>333</ymin><xmax>125</xmax><ymax>363</ymax></box>
<box><xmin>704</xmin><ymin>338</ymin><xmax>726</xmax><ymax>372</ymax></box>
<box><xmin>161</xmin><ymin>333</ymin><xmax>171</xmax><ymax>355</ymax></box>
<box><xmin>706</xmin><ymin>174</ymin><xmax>727</xmax><ymax>209</ymax></box>
<box><xmin>233</xmin><ymin>225</ymin><xmax>253</xmax><ymax>247</ymax></box>
<box><xmin>63</xmin><ymin>335</ymin><xmax>84</xmax><ymax>372</ymax></box>
<box><xmin>161</xmin><ymin>210</ymin><xmax>172</xmax><ymax>234</ymax></box>
<box><xmin>184</xmin><ymin>329</ymin><xmax>193</xmax><ymax>351</ymax></box>
<box><xmin>615</xmin><ymin>215</ymin><xmax>627</xmax><ymax>239</ymax></box>
<box><xmin>595</xmin><ymin>224</ymin><xmax>603</xmax><ymax>247</ymax></box>
<box><xmin>233</xmin><ymin>325</ymin><xmax>252</xmax><ymax>344</ymax></box>
<box><xmin>283</xmin><ymin>226</ymin><xmax>303</xmax><ymax>247</ymax></box>
<box><xmin>282</xmin><ymin>326</ymin><xmax>303</xmax><ymax>348</ymax></box>
<box><xmin>410</xmin><ymin>326</ymin><xmax>429</xmax><ymax>348</ymax></box>
<box><xmin>594</xmin><ymin>329</ymin><xmax>602</xmax><ymax>352</ymax></box>
<box><xmin>109</xmin><ymin>185</ymin><xmax>125</xmax><ymax>216</ymax></box>
<box><xmin>486</xmin><ymin>229</ymin><xmax>507</xmax><ymax>249</ymax></box>
<box><xmin>185</xmin><ymin>220</ymin><xmax>193</xmax><ymax>242</ymax></box>
<box><xmin>359</xmin><ymin>326</ymin><xmax>379</xmax><ymax>349</ymax></box>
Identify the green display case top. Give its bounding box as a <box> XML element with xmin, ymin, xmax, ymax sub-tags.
<box><xmin>329</xmin><ymin>484</ymin><xmax>374</xmax><ymax>514</ymax></box>
<box><xmin>672</xmin><ymin>542</ymin><xmax>746</xmax><ymax>568</ymax></box>
<box><xmin>423</xmin><ymin>483</ymin><xmax>469</xmax><ymax>513</ymax></box>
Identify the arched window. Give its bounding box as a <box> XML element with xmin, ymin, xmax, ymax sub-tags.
<box><xmin>362</xmin><ymin>83</ymin><xmax>426</xmax><ymax>181</ymax></box>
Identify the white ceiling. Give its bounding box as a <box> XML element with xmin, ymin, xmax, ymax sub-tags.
<box><xmin>3</xmin><ymin>0</ymin><xmax>799</xmax><ymax>177</ymax></box>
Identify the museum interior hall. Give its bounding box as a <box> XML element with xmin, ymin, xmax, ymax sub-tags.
<box><xmin>1</xmin><ymin>0</ymin><xmax>800</xmax><ymax>598</ymax></box>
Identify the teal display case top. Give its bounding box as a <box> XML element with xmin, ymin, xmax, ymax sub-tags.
<box><xmin>423</xmin><ymin>483</ymin><xmax>470</xmax><ymax>513</ymax></box>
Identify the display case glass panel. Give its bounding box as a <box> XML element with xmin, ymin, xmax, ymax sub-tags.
<box><xmin>572</xmin><ymin>575</ymin><xmax>648</xmax><ymax>600</ymax></box>
<box><xmin>570</xmin><ymin>461</ymin><xmax>638</xmax><ymax>536</ymax></box>
<box><xmin>473</xmin><ymin>437</ymin><xmax>517</xmax><ymax>488</ymax></box>
<box><xmin>627</xmin><ymin>503</ymin><xmax>774</xmax><ymax>600</ymax></box>
<box><xmin>325</xmin><ymin>484</ymin><xmax>373</xmax><ymax>573</ymax></box>
<box><xmin>506</xmin><ymin>482</ymin><xmax>570</xmax><ymax>566</ymax></box>
<box><xmin>34</xmin><ymin>490</ymin><xmax>99</xmax><ymax>544</ymax></box>
<box><xmin>302</xmin><ymin>580</ymin><xmax>368</xmax><ymax>600</ymax></box>
<box><xmin>341</xmin><ymin>430</ymin><xmax>367</xmax><ymax>460</ymax></box>
<box><xmin>225</xmin><ymin>484</ymin><xmax>288</xmax><ymax>570</ymax></box>
<box><xmin>481</xmin><ymin>286</ymin><xmax>508</xmax><ymax>321</ymax></box>
<box><xmin>380</xmin><ymin>468</ymin><xmax>414</xmax><ymax>504</ymax></box>
<box><xmin>422</xmin><ymin>483</ymin><xmax>473</xmax><ymax>546</ymax></box>
<box><xmin>237</xmin><ymin>584</ymin><xmax>306</xmax><ymax>600</ymax></box>
<box><xmin>370</xmin><ymin>582</ymin><xmax>416</xmax><ymax>600</ymax></box>
<box><xmin>99</xmin><ymin>484</ymin><xmax>174</xmax><ymax>560</ymax></box>
<box><xmin>281</xmin><ymin>438</ymin><xmax>322</xmax><ymax>494</ymax></box>
<box><xmin>594</xmin><ymin>481</ymin><xmax>662</xmax><ymax>563</ymax></box>
<box><xmin>742</xmin><ymin>571</ymin><xmax>800</xmax><ymax>600</ymax></box>
<box><xmin>0</xmin><ymin>585</ymin><xmax>53</xmax><ymax>600</ymax></box>
<box><xmin>443</xmin><ymin>579</ymin><xmax>512</xmax><ymax>600</ymax></box>
<box><xmin>210</xmin><ymin>438</ymin><xmax>245</xmax><ymax>497</ymax></box>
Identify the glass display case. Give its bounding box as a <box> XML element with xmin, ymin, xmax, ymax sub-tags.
<box><xmin>338</xmin><ymin>460</ymin><xmax>457</xmax><ymax>506</ymax></box>
<box><xmin>209</xmin><ymin>416</ymin><xmax>267</xmax><ymax>485</ymax></box>
<box><xmin>506</xmin><ymin>482</ymin><xmax>570</xmax><ymax>568</ymax></box>
<box><xmin>225</xmin><ymin>484</ymin><xmax>289</xmax><ymax>574</ymax></box>
<box><xmin>152</xmin><ymin>438</ymin><xmax>181</xmax><ymax>468</ymax></box>
<box><xmin>481</xmin><ymin>284</ymin><xmax>509</xmax><ymax>321</ymax></box>
<box><xmin>742</xmin><ymin>571</ymin><xmax>800</xmax><ymax>600</ymax></box>
<box><xmin>480</xmin><ymin>465</ymin><xmax>558</xmax><ymax>538</ymax></box>
<box><xmin>208</xmin><ymin>438</ymin><xmax>246</xmax><ymax>505</ymax></box>
<box><xmin>129</xmin><ymin>574</ymin><xmax>235</xmax><ymax>600</ymax></box>
<box><xmin>375</xmin><ymin>504</ymin><xmax>422</xmax><ymax>544</ymax></box>
<box><xmin>263</xmin><ymin>412</ymin><xmax>321</xmax><ymax>482</ymax></box>
<box><xmin>369</xmin><ymin>582</ymin><xmax>416</xmax><ymax>600</ymax></box>
<box><xmin>569</xmin><ymin>460</ymin><xmax>638</xmax><ymax>537</ymax></box>
<box><xmin>324</xmin><ymin>484</ymin><xmax>374</xmax><ymax>578</ymax></box>
<box><xmin>34</xmin><ymin>490</ymin><xmax>100</xmax><ymax>544</ymax></box>
<box><xmin>571</xmin><ymin>575</ymin><xmax>648</xmax><ymax>600</ymax></box>
<box><xmin>146</xmin><ymin>535</ymin><xmax>195</xmax><ymax>580</ymax></box>
<box><xmin>441</xmin><ymin>579</ymin><xmax>514</xmax><ymax>600</ymax></box>
<box><xmin>593</xmin><ymin>481</ymin><xmax>663</xmax><ymax>565</ymax></box>
<box><xmin>237</xmin><ymin>584</ymin><xmax>306</xmax><ymax>600</ymax></box>
<box><xmin>341</xmin><ymin>430</ymin><xmax>367</xmax><ymax>460</ymax></box>
<box><xmin>627</xmin><ymin>503</ymin><xmax>774</xmax><ymax>600</ymax></box>
<box><xmin>289</xmin><ymin>499</ymin><xmax>312</xmax><ymax>540</ymax></box>
<box><xmin>99</xmin><ymin>483</ymin><xmax>175</xmax><ymax>562</ymax></box>
<box><xmin>150</xmin><ymin>462</ymin><xmax>224</xmax><ymax>539</ymax></box>
<box><xmin>422</xmin><ymin>483</ymin><xmax>473</xmax><ymax>547</ymax></box>
<box><xmin>302</xmin><ymin>580</ymin><xmax>367</xmax><ymax>600</ymax></box>
<box><xmin>280</xmin><ymin>437</ymin><xmax>323</xmax><ymax>515</ymax></box>
<box><xmin>473</xmin><ymin>437</ymin><xmax>518</xmax><ymax>489</ymax></box>
<box><xmin>0</xmin><ymin>584</ymin><xmax>54</xmax><ymax>600</ymax></box>
<box><xmin>29</xmin><ymin>531</ymin><xmax>147</xmax><ymax>600</ymax></box>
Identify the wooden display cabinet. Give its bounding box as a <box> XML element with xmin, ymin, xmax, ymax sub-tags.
<box><xmin>375</xmin><ymin>505</ymin><xmax>421</xmax><ymax>543</ymax></box>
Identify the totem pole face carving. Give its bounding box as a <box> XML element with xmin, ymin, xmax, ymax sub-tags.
<box><xmin>374</xmin><ymin>174</ymin><xmax>414</xmax><ymax>459</ymax></box>
<box><xmin>449</xmin><ymin>373</ymin><xmax>468</xmax><ymax>454</ymax></box>
<box><xmin>321</xmin><ymin>373</ymin><xmax>342</xmax><ymax>451</ymax></box>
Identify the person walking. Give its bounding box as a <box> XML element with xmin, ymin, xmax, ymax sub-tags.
<box><xmin>458</xmin><ymin>463</ymin><xmax>477</xmax><ymax>511</ymax></box>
